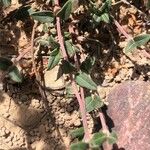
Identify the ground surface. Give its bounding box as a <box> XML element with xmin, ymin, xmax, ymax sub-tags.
<box><xmin>0</xmin><ymin>0</ymin><xmax>150</xmax><ymax>150</ymax></box>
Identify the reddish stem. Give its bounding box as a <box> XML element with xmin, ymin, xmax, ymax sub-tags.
<box><xmin>72</xmin><ymin>80</ymin><xmax>90</xmax><ymax>141</ymax></box>
<box><xmin>56</xmin><ymin>18</ymin><xmax>68</xmax><ymax>60</ymax></box>
<box><xmin>55</xmin><ymin>0</ymin><xmax>90</xmax><ymax>142</ymax></box>
<box><xmin>114</xmin><ymin>19</ymin><xmax>133</xmax><ymax>40</ymax></box>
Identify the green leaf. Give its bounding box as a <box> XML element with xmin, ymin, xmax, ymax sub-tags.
<box><xmin>70</xmin><ymin>127</ymin><xmax>84</xmax><ymax>139</ymax></box>
<box><xmin>30</xmin><ymin>11</ymin><xmax>54</xmax><ymax>23</ymax></box>
<box><xmin>65</xmin><ymin>40</ymin><xmax>76</xmax><ymax>57</ymax></box>
<box><xmin>48</xmin><ymin>36</ymin><xmax>59</xmax><ymax>49</ymax></box>
<box><xmin>90</xmin><ymin>132</ymin><xmax>107</xmax><ymax>148</ymax></box>
<box><xmin>100</xmin><ymin>13</ymin><xmax>110</xmax><ymax>23</ymax></box>
<box><xmin>124</xmin><ymin>34</ymin><xmax>150</xmax><ymax>53</ymax></box>
<box><xmin>70</xmin><ymin>142</ymin><xmax>89</xmax><ymax>150</ymax></box>
<box><xmin>65</xmin><ymin>83</ymin><xmax>74</xmax><ymax>97</ymax></box>
<box><xmin>108</xmin><ymin>131</ymin><xmax>118</xmax><ymax>144</ymax></box>
<box><xmin>61</xmin><ymin>60</ymin><xmax>76</xmax><ymax>74</ymax></box>
<box><xmin>56</xmin><ymin>0</ymin><xmax>72</xmax><ymax>20</ymax></box>
<box><xmin>80</xmin><ymin>56</ymin><xmax>95</xmax><ymax>73</ymax></box>
<box><xmin>8</xmin><ymin>66</ymin><xmax>22</xmax><ymax>83</ymax></box>
<box><xmin>47</xmin><ymin>48</ymin><xmax>61</xmax><ymax>70</ymax></box>
<box><xmin>0</xmin><ymin>0</ymin><xmax>11</xmax><ymax>7</ymax></box>
<box><xmin>0</xmin><ymin>57</ymin><xmax>13</xmax><ymax>71</ymax></box>
<box><xmin>85</xmin><ymin>95</ymin><xmax>104</xmax><ymax>113</ymax></box>
<box><xmin>75</xmin><ymin>72</ymin><xmax>97</xmax><ymax>90</ymax></box>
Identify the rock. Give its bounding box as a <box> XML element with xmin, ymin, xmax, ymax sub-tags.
<box><xmin>44</xmin><ymin>66</ymin><xmax>65</xmax><ymax>90</ymax></box>
<box><xmin>107</xmin><ymin>81</ymin><xmax>150</xmax><ymax>150</ymax></box>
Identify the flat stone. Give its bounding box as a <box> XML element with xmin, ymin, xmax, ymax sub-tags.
<box><xmin>44</xmin><ymin>66</ymin><xmax>65</xmax><ymax>90</ymax></box>
<box><xmin>107</xmin><ymin>81</ymin><xmax>150</xmax><ymax>150</ymax></box>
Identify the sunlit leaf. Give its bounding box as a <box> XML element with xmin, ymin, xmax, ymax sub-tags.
<box><xmin>100</xmin><ymin>13</ymin><xmax>110</xmax><ymax>23</ymax></box>
<box><xmin>8</xmin><ymin>66</ymin><xmax>22</xmax><ymax>83</ymax></box>
<box><xmin>30</xmin><ymin>11</ymin><xmax>54</xmax><ymax>23</ymax></box>
<box><xmin>56</xmin><ymin>0</ymin><xmax>72</xmax><ymax>20</ymax></box>
<box><xmin>108</xmin><ymin>131</ymin><xmax>118</xmax><ymax>144</ymax></box>
<box><xmin>65</xmin><ymin>40</ymin><xmax>76</xmax><ymax>57</ymax></box>
<box><xmin>70</xmin><ymin>142</ymin><xmax>89</xmax><ymax>150</ymax></box>
<box><xmin>124</xmin><ymin>34</ymin><xmax>150</xmax><ymax>53</ymax></box>
<box><xmin>47</xmin><ymin>48</ymin><xmax>61</xmax><ymax>70</ymax></box>
<box><xmin>85</xmin><ymin>95</ymin><xmax>104</xmax><ymax>113</ymax></box>
<box><xmin>70</xmin><ymin>127</ymin><xmax>84</xmax><ymax>139</ymax></box>
<box><xmin>75</xmin><ymin>72</ymin><xmax>97</xmax><ymax>90</ymax></box>
<box><xmin>0</xmin><ymin>0</ymin><xmax>11</xmax><ymax>7</ymax></box>
<box><xmin>0</xmin><ymin>57</ymin><xmax>13</xmax><ymax>71</ymax></box>
<box><xmin>90</xmin><ymin>132</ymin><xmax>107</xmax><ymax>148</ymax></box>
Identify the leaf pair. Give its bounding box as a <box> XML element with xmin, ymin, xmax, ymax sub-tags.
<box><xmin>90</xmin><ymin>131</ymin><xmax>117</xmax><ymax>148</ymax></box>
<box><xmin>70</xmin><ymin>131</ymin><xmax>117</xmax><ymax>150</ymax></box>
<box><xmin>30</xmin><ymin>0</ymin><xmax>73</xmax><ymax>22</ymax></box>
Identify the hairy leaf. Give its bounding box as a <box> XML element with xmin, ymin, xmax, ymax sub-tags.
<box><xmin>108</xmin><ymin>131</ymin><xmax>118</xmax><ymax>144</ymax></box>
<box><xmin>0</xmin><ymin>57</ymin><xmax>13</xmax><ymax>71</ymax></box>
<box><xmin>75</xmin><ymin>72</ymin><xmax>97</xmax><ymax>90</ymax></box>
<box><xmin>47</xmin><ymin>49</ymin><xmax>61</xmax><ymax>70</ymax></box>
<box><xmin>90</xmin><ymin>132</ymin><xmax>107</xmax><ymax>148</ymax></box>
<box><xmin>8</xmin><ymin>66</ymin><xmax>22</xmax><ymax>83</ymax></box>
<box><xmin>100</xmin><ymin>13</ymin><xmax>110</xmax><ymax>23</ymax></box>
<box><xmin>56</xmin><ymin>0</ymin><xmax>72</xmax><ymax>20</ymax></box>
<box><xmin>70</xmin><ymin>142</ymin><xmax>89</xmax><ymax>150</ymax></box>
<box><xmin>65</xmin><ymin>40</ymin><xmax>76</xmax><ymax>57</ymax></box>
<box><xmin>30</xmin><ymin>11</ymin><xmax>54</xmax><ymax>23</ymax></box>
<box><xmin>70</xmin><ymin>127</ymin><xmax>84</xmax><ymax>139</ymax></box>
<box><xmin>124</xmin><ymin>34</ymin><xmax>150</xmax><ymax>53</ymax></box>
<box><xmin>0</xmin><ymin>0</ymin><xmax>11</xmax><ymax>7</ymax></box>
<box><xmin>85</xmin><ymin>96</ymin><xmax>103</xmax><ymax>113</ymax></box>
<box><xmin>48</xmin><ymin>36</ymin><xmax>59</xmax><ymax>49</ymax></box>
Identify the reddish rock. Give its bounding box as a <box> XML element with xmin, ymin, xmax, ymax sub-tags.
<box><xmin>107</xmin><ymin>81</ymin><xmax>150</xmax><ymax>150</ymax></box>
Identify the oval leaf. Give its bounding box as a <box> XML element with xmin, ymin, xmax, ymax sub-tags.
<box><xmin>85</xmin><ymin>95</ymin><xmax>104</xmax><ymax>113</ymax></box>
<box><xmin>70</xmin><ymin>127</ymin><xmax>84</xmax><ymax>139</ymax></box>
<box><xmin>47</xmin><ymin>49</ymin><xmax>61</xmax><ymax>70</ymax></box>
<box><xmin>90</xmin><ymin>132</ymin><xmax>107</xmax><ymax>148</ymax></box>
<box><xmin>108</xmin><ymin>131</ymin><xmax>118</xmax><ymax>144</ymax></box>
<box><xmin>70</xmin><ymin>142</ymin><xmax>89</xmax><ymax>150</ymax></box>
<box><xmin>8</xmin><ymin>66</ymin><xmax>22</xmax><ymax>83</ymax></box>
<box><xmin>56</xmin><ymin>0</ymin><xmax>72</xmax><ymax>20</ymax></box>
<box><xmin>0</xmin><ymin>57</ymin><xmax>13</xmax><ymax>71</ymax></box>
<box><xmin>30</xmin><ymin>11</ymin><xmax>54</xmax><ymax>23</ymax></box>
<box><xmin>75</xmin><ymin>72</ymin><xmax>97</xmax><ymax>90</ymax></box>
<box><xmin>65</xmin><ymin>40</ymin><xmax>76</xmax><ymax>57</ymax></box>
<box><xmin>124</xmin><ymin>34</ymin><xmax>150</xmax><ymax>53</ymax></box>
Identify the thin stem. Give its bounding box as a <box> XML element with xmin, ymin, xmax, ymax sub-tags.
<box><xmin>72</xmin><ymin>80</ymin><xmax>90</xmax><ymax>141</ymax></box>
<box><xmin>56</xmin><ymin>17</ymin><xmax>68</xmax><ymax>60</ymax></box>
<box><xmin>31</xmin><ymin>21</ymin><xmax>49</xmax><ymax>109</ymax></box>
<box><xmin>114</xmin><ymin>19</ymin><xmax>133</xmax><ymax>40</ymax></box>
<box><xmin>55</xmin><ymin>0</ymin><xmax>90</xmax><ymax>142</ymax></box>
<box><xmin>99</xmin><ymin>111</ymin><xmax>112</xmax><ymax>150</ymax></box>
